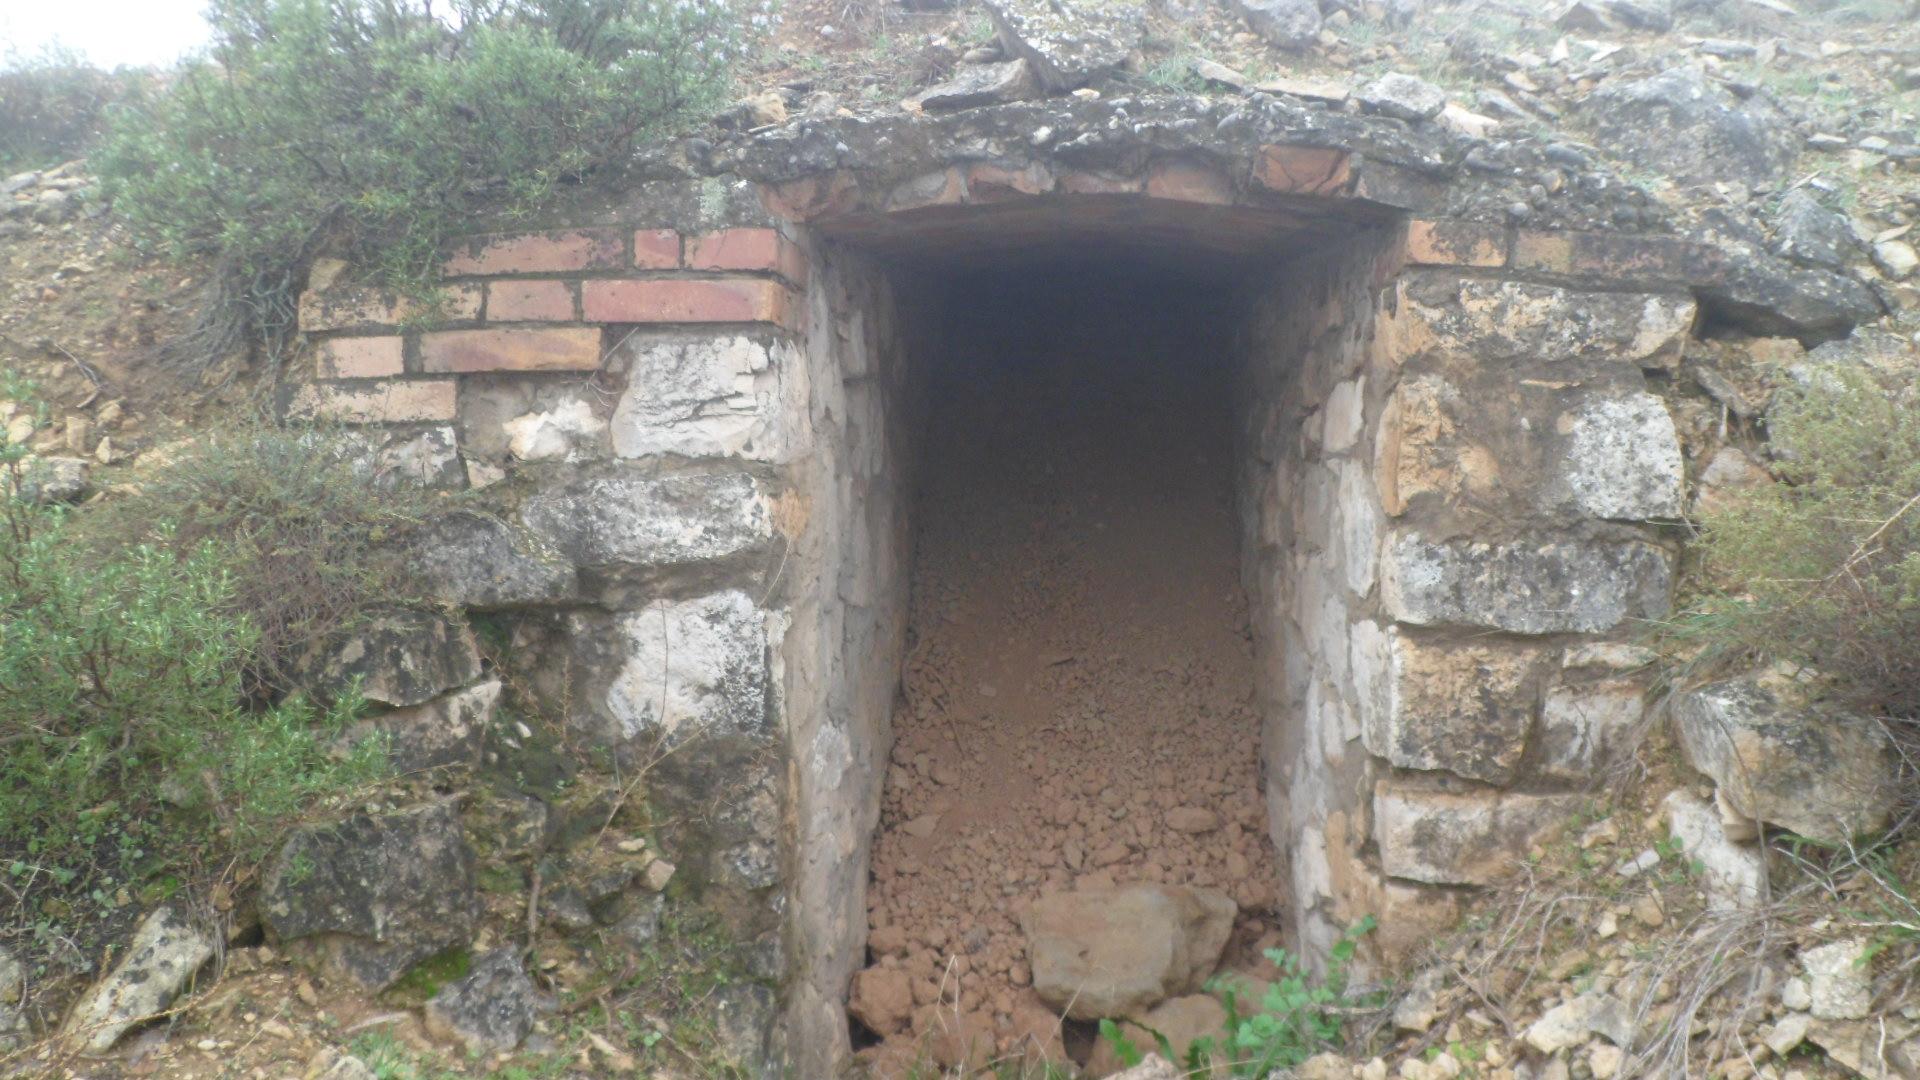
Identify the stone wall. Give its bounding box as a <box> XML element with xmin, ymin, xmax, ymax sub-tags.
<box><xmin>290</xmin><ymin>97</ymin><xmax>1731</xmax><ymax>1072</ymax></box>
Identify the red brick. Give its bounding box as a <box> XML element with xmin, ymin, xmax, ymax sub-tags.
<box><xmin>634</xmin><ymin>229</ymin><xmax>681</xmax><ymax>269</ymax></box>
<box><xmin>1144</xmin><ymin>160</ymin><xmax>1235</xmax><ymax>205</ymax></box>
<box><xmin>1253</xmin><ymin>145</ymin><xmax>1352</xmax><ymax>196</ymax></box>
<box><xmin>290</xmin><ymin>379</ymin><xmax>457</xmax><ymax>423</ymax></box>
<box><xmin>443</xmin><ymin>229</ymin><xmax>624</xmax><ymax>276</ymax></box>
<box><xmin>314</xmin><ymin>336</ymin><xmax>405</xmax><ymax>379</ymax></box>
<box><xmin>1406</xmin><ymin>219</ymin><xmax>1508</xmax><ymax>267</ymax></box>
<box><xmin>486</xmin><ymin>279</ymin><xmax>576</xmax><ymax>322</ymax></box>
<box><xmin>419</xmin><ymin>327</ymin><xmax>603</xmax><ymax>373</ymax></box>
<box><xmin>581</xmin><ymin>279</ymin><xmax>794</xmax><ymax>327</ymax></box>
<box><xmin>686</xmin><ymin>228</ymin><xmax>808</xmax><ymax>286</ymax></box>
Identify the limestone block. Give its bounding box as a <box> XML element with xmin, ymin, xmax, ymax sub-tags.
<box><xmin>1021</xmin><ymin>884</ymin><xmax>1236</xmax><ymax>1020</ymax></box>
<box><xmin>1538</xmin><ymin>678</ymin><xmax>1646</xmax><ymax>781</ymax></box>
<box><xmin>605</xmin><ymin>590</ymin><xmax>771</xmax><ymax>744</ymax></box>
<box><xmin>1404</xmin><ymin>276</ymin><xmax>1694</xmax><ymax>368</ymax></box>
<box><xmin>610</xmin><ymin>335</ymin><xmax>794</xmax><ymax>461</ymax></box>
<box><xmin>423</xmin><ymin>949</ymin><xmax>539</xmax><ymax>1053</ymax></box>
<box><xmin>1359</xmin><ymin>631</ymin><xmax>1549</xmax><ymax>784</ymax></box>
<box><xmin>1382</xmin><ymin>532</ymin><xmax>1673</xmax><ymax>634</ymax></box>
<box><xmin>1672</xmin><ymin>675</ymin><xmax>1896</xmax><ymax>843</ymax></box>
<box><xmin>1554</xmin><ymin>391</ymin><xmax>1684</xmax><ymax>519</ymax></box>
<box><xmin>521</xmin><ymin>471</ymin><xmax>772</xmax><ymax>577</ymax></box>
<box><xmin>406</xmin><ymin>510</ymin><xmax>578</xmax><ymax>608</ymax></box>
<box><xmin>1662</xmin><ymin>790</ymin><xmax>1765</xmax><ymax>908</ymax></box>
<box><xmin>458</xmin><ymin>378</ymin><xmax>610</xmax><ymax>463</ymax></box>
<box><xmin>983</xmin><ymin>0</ymin><xmax>1143</xmax><ymax>91</ymax></box>
<box><xmin>297</xmin><ymin>609</ymin><xmax>483</xmax><ymax>708</ymax></box>
<box><xmin>1374</xmin><ymin>784</ymin><xmax>1583</xmax><ymax>885</ymax></box>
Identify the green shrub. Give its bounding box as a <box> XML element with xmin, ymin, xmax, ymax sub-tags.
<box><xmin>0</xmin><ymin>472</ymin><xmax>383</xmax><ymax>892</ymax></box>
<box><xmin>1680</xmin><ymin>365</ymin><xmax>1920</xmax><ymax>719</ymax></box>
<box><xmin>95</xmin><ymin>0</ymin><xmax>758</xmax><ymax>364</ymax></box>
<box><xmin>0</xmin><ymin>46</ymin><xmax>142</xmax><ymax>170</ymax></box>
<box><xmin>1099</xmin><ymin>917</ymin><xmax>1379</xmax><ymax>1075</ymax></box>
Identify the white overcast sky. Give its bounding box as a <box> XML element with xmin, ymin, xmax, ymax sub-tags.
<box><xmin>2</xmin><ymin>0</ymin><xmax>211</xmax><ymax>69</ymax></box>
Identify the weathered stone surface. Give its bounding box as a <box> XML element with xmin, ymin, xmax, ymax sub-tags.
<box><xmin>1538</xmin><ymin>679</ymin><xmax>1646</xmax><ymax>781</ymax></box>
<box><xmin>1084</xmin><ymin>994</ymin><xmax>1228</xmax><ymax>1076</ymax></box>
<box><xmin>1374</xmin><ymin>785</ymin><xmax>1583</xmax><ymax>885</ymax></box>
<box><xmin>407</xmin><ymin>511</ymin><xmax>579</xmax><ymax>608</ymax></box>
<box><xmin>1673</xmin><ymin>676</ymin><xmax>1896</xmax><ymax>842</ymax></box>
<box><xmin>262</xmin><ymin>802</ymin><xmax>476</xmax><ymax>990</ymax></box>
<box><xmin>457</xmin><ymin>377</ymin><xmax>607</xmax><ymax>464</ymax></box>
<box><xmin>1405</xmin><ymin>277</ymin><xmax>1696</xmax><ymax>368</ymax></box>
<box><xmin>1803</xmin><ymin>939</ymin><xmax>1871</xmax><ymax>1020</ymax></box>
<box><xmin>424</xmin><ymin>949</ymin><xmax>540</xmax><ymax>1053</ymax></box>
<box><xmin>610</xmin><ymin>335</ymin><xmax>794</xmax><ymax>460</ymax></box>
<box><xmin>1692</xmin><ymin>446</ymin><xmax>1770</xmax><ymax>517</ymax></box>
<box><xmin>1582</xmin><ymin>66</ymin><xmax>1793</xmax><ymax>188</ymax></box>
<box><xmin>1697</xmin><ymin>213</ymin><xmax>1885</xmax><ymax>344</ymax></box>
<box><xmin>1357</xmin><ymin>73</ymin><xmax>1447</xmax><ymax>122</ymax></box>
<box><xmin>1525</xmin><ymin>992</ymin><xmax>1634</xmax><ymax>1053</ymax></box>
<box><xmin>290</xmin><ymin>380</ymin><xmax>459</xmax><ymax>424</ymax></box>
<box><xmin>60</xmin><ymin>906</ymin><xmax>214</xmax><ymax>1053</ymax></box>
<box><xmin>1381</xmin><ymin>533</ymin><xmax>1673</xmax><ymax>634</ymax></box>
<box><xmin>362</xmin><ymin>677</ymin><xmax>500</xmax><ymax>772</ymax></box>
<box><xmin>984</xmin><ymin>0</ymin><xmax>1143</xmax><ymax>91</ymax></box>
<box><xmin>299</xmin><ymin>610</ymin><xmax>483</xmax><ymax>708</ymax></box>
<box><xmin>1230</xmin><ymin>0</ymin><xmax>1321</xmax><ymax>49</ymax></box>
<box><xmin>911</xmin><ymin>59</ymin><xmax>1039</xmax><ymax>111</ymax></box>
<box><xmin>502</xmin><ymin>397</ymin><xmax>608</xmax><ymax>462</ymax></box>
<box><xmin>10</xmin><ymin>455</ymin><xmax>88</xmax><ymax>504</ymax></box>
<box><xmin>605</xmin><ymin>590</ymin><xmax>771</xmax><ymax>744</ymax></box>
<box><xmin>1663</xmin><ymin>790</ymin><xmax>1766</xmax><ymax>908</ymax></box>
<box><xmin>1021</xmin><ymin>884</ymin><xmax>1236</xmax><ymax>1020</ymax></box>
<box><xmin>1555</xmin><ymin>392</ymin><xmax>1684</xmax><ymax>519</ymax></box>
<box><xmin>1359</xmin><ymin>631</ymin><xmax>1548</xmax><ymax>784</ymax></box>
<box><xmin>1770</xmin><ymin>190</ymin><xmax>1862</xmax><ymax>271</ymax></box>
<box><xmin>342</xmin><ymin>424</ymin><xmax>467</xmax><ymax>490</ymax></box>
<box><xmin>521</xmin><ymin>472</ymin><xmax>772</xmax><ymax>579</ymax></box>
<box><xmin>710</xmin><ymin>982</ymin><xmax>778</xmax><ymax>1072</ymax></box>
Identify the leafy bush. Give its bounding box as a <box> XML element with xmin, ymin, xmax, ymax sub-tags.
<box><xmin>95</xmin><ymin>0</ymin><xmax>759</xmax><ymax>364</ymax></box>
<box><xmin>0</xmin><ymin>460</ymin><xmax>384</xmax><ymax>893</ymax></box>
<box><xmin>1681</xmin><ymin>365</ymin><xmax>1920</xmax><ymax>719</ymax></box>
<box><xmin>1099</xmin><ymin>917</ymin><xmax>1379</xmax><ymax>1075</ymax></box>
<box><xmin>0</xmin><ymin>46</ymin><xmax>141</xmax><ymax>170</ymax></box>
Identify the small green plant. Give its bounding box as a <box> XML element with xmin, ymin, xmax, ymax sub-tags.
<box><xmin>1099</xmin><ymin>917</ymin><xmax>1381</xmax><ymax>1076</ymax></box>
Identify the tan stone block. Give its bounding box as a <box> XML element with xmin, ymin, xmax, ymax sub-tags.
<box><xmin>1374</xmin><ymin>783</ymin><xmax>1583</xmax><ymax>885</ymax></box>
<box><xmin>1513</xmin><ymin>229</ymin><xmax>1726</xmax><ymax>286</ymax></box>
<box><xmin>443</xmin><ymin>229</ymin><xmax>624</xmax><ymax>275</ymax></box>
<box><xmin>885</xmin><ymin>168</ymin><xmax>968</xmax><ymax>211</ymax></box>
<box><xmin>1057</xmin><ymin>170</ymin><xmax>1143</xmax><ymax>195</ymax></box>
<box><xmin>1361</xmin><ymin>631</ymin><xmax>1550</xmax><ymax>784</ymax></box>
<box><xmin>1406</xmin><ymin>219</ymin><xmax>1507</xmax><ymax>267</ymax></box>
<box><xmin>420</xmin><ymin>327</ymin><xmax>602</xmax><ymax>373</ymax></box>
<box><xmin>1253</xmin><ymin>144</ymin><xmax>1352</xmax><ymax>195</ymax></box>
<box><xmin>290</xmin><ymin>379</ymin><xmax>458</xmax><ymax>423</ymax></box>
<box><xmin>314</xmin><ymin>336</ymin><xmax>405</xmax><ymax>379</ymax></box>
<box><xmin>758</xmin><ymin>171</ymin><xmax>862</xmax><ymax>220</ymax></box>
<box><xmin>485</xmin><ymin>280</ymin><xmax>576</xmax><ymax>322</ymax></box>
<box><xmin>1373</xmin><ymin>374</ymin><xmax>1503</xmax><ymax>517</ymax></box>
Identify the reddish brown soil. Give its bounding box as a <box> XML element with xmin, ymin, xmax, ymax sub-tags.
<box><xmin>863</xmin><ymin>270</ymin><xmax>1283</xmax><ymax>1052</ymax></box>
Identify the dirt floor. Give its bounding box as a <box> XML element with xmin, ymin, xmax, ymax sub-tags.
<box><xmin>862</xmin><ymin>266</ymin><xmax>1284</xmax><ymax>1044</ymax></box>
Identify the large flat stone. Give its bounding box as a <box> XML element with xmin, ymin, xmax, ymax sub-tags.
<box><xmin>1672</xmin><ymin>675</ymin><xmax>1895</xmax><ymax>843</ymax></box>
<box><xmin>1404</xmin><ymin>277</ymin><xmax>1695</xmax><ymax>368</ymax></box>
<box><xmin>1375</xmin><ymin>784</ymin><xmax>1583</xmax><ymax>885</ymax></box>
<box><xmin>1381</xmin><ymin>532</ymin><xmax>1673</xmax><ymax>634</ymax></box>
<box><xmin>406</xmin><ymin>511</ymin><xmax>578</xmax><ymax>608</ymax></box>
<box><xmin>984</xmin><ymin>0</ymin><xmax>1143</xmax><ymax>91</ymax></box>
<box><xmin>521</xmin><ymin>471</ymin><xmax>772</xmax><ymax>576</ymax></box>
<box><xmin>1554</xmin><ymin>391</ymin><xmax>1684</xmax><ymax>519</ymax></box>
<box><xmin>60</xmin><ymin>907</ymin><xmax>215</xmax><ymax>1053</ymax></box>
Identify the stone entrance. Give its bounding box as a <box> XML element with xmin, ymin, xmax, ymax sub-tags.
<box><xmin>291</xmin><ymin>95</ymin><xmax>1713</xmax><ymax>1074</ymax></box>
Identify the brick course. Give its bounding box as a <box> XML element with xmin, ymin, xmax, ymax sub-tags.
<box><xmin>420</xmin><ymin>327</ymin><xmax>603</xmax><ymax>373</ymax></box>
